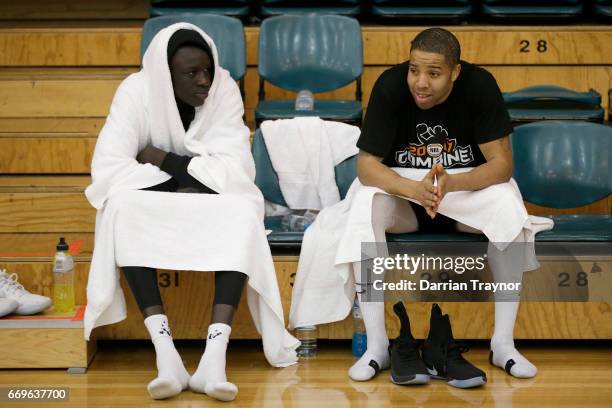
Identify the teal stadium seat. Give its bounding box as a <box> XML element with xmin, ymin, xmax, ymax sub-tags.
<box><xmin>370</xmin><ymin>0</ymin><xmax>473</xmax><ymax>21</ymax></box>
<box><xmin>252</xmin><ymin>128</ymin><xmax>357</xmax><ymax>247</ymax></box>
<box><xmin>150</xmin><ymin>0</ymin><xmax>251</xmax><ymax>18</ymax></box>
<box><xmin>482</xmin><ymin>0</ymin><xmax>583</xmax><ymax>21</ymax></box>
<box><xmin>141</xmin><ymin>14</ymin><xmax>246</xmax><ymax>95</ymax></box>
<box><xmin>255</xmin><ymin>14</ymin><xmax>363</xmax><ymax>127</ymax></box>
<box><xmin>259</xmin><ymin>0</ymin><xmax>361</xmax><ymax>17</ymax></box>
<box><xmin>593</xmin><ymin>0</ymin><xmax>612</xmax><ymax>19</ymax></box>
<box><xmin>511</xmin><ymin>121</ymin><xmax>611</xmax><ymax>242</ymax></box>
<box><xmin>503</xmin><ymin>86</ymin><xmax>604</xmax><ymax>124</ymax></box>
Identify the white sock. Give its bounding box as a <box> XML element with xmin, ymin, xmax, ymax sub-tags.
<box><xmin>348</xmin><ymin>285</ymin><xmax>390</xmax><ymax>381</ymax></box>
<box><xmin>144</xmin><ymin>314</ymin><xmax>190</xmax><ymax>399</ymax></box>
<box><xmin>490</xmin><ymin>302</ymin><xmax>537</xmax><ymax>378</ymax></box>
<box><xmin>189</xmin><ymin>323</ymin><xmax>238</xmax><ymax>402</ymax></box>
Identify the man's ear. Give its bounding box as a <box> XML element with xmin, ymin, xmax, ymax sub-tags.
<box><xmin>451</xmin><ymin>63</ymin><xmax>461</xmax><ymax>82</ymax></box>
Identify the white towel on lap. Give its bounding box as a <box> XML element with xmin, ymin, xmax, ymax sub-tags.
<box><xmin>289</xmin><ymin>167</ymin><xmax>554</xmax><ymax>329</ymax></box>
<box><xmin>84</xmin><ymin>22</ymin><xmax>298</xmax><ymax>367</ymax></box>
<box><xmin>261</xmin><ymin>117</ymin><xmax>359</xmax><ymax>210</ymax></box>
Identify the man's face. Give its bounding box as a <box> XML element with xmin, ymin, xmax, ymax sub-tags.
<box><xmin>170</xmin><ymin>46</ymin><xmax>212</xmax><ymax>107</ymax></box>
<box><xmin>407</xmin><ymin>49</ymin><xmax>460</xmax><ymax>110</ymax></box>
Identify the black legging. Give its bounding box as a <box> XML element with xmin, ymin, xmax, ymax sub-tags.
<box><xmin>122</xmin><ymin>267</ymin><xmax>247</xmax><ymax>312</ymax></box>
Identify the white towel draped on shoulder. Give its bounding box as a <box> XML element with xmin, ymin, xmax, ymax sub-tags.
<box><xmin>84</xmin><ymin>23</ymin><xmax>298</xmax><ymax>367</ymax></box>
<box><xmin>289</xmin><ymin>167</ymin><xmax>554</xmax><ymax>329</ymax></box>
<box><xmin>261</xmin><ymin>117</ymin><xmax>359</xmax><ymax>210</ymax></box>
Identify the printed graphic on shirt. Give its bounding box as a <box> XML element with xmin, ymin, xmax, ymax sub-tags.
<box><xmin>395</xmin><ymin>123</ymin><xmax>475</xmax><ymax>168</ymax></box>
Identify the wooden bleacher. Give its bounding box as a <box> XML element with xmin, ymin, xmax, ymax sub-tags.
<box><xmin>0</xmin><ymin>6</ymin><xmax>610</xmax><ymax>341</ymax></box>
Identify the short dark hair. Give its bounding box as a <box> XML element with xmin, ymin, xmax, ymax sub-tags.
<box><xmin>410</xmin><ymin>28</ymin><xmax>461</xmax><ymax>67</ymax></box>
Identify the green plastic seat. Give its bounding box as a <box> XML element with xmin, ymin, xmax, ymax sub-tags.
<box><xmin>593</xmin><ymin>0</ymin><xmax>612</xmax><ymax>18</ymax></box>
<box><xmin>482</xmin><ymin>0</ymin><xmax>583</xmax><ymax>20</ymax></box>
<box><xmin>260</xmin><ymin>0</ymin><xmax>361</xmax><ymax>16</ymax></box>
<box><xmin>504</xmin><ymin>86</ymin><xmax>604</xmax><ymax>124</ymax></box>
<box><xmin>388</xmin><ymin>215</ymin><xmax>612</xmax><ymax>243</ymax></box>
<box><xmin>150</xmin><ymin>0</ymin><xmax>250</xmax><ymax>18</ymax></box>
<box><xmin>512</xmin><ymin>121</ymin><xmax>611</xmax><ymax>242</ymax></box>
<box><xmin>507</xmin><ymin>108</ymin><xmax>604</xmax><ymax>123</ymax></box>
<box><xmin>256</xmin><ymin>14</ymin><xmax>363</xmax><ymax>127</ymax></box>
<box><xmin>255</xmin><ymin>100</ymin><xmax>363</xmax><ymax>121</ymax></box>
<box><xmin>512</xmin><ymin>121</ymin><xmax>611</xmax><ymax>208</ymax></box>
<box><xmin>387</xmin><ymin>232</ymin><xmax>487</xmax><ymax>243</ymax></box>
<box><xmin>371</xmin><ymin>0</ymin><xmax>472</xmax><ymax>21</ymax></box>
<box><xmin>535</xmin><ymin>215</ymin><xmax>612</xmax><ymax>241</ymax></box>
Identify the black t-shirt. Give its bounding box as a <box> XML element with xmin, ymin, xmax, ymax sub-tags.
<box><xmin>357</xmin><ymin>61</ymin><xmax>512</xmax><ymax>169</ymax></box>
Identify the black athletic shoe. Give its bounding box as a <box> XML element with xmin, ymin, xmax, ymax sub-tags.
<box><xmin>389</xmin><ymin>302</ymin><xmax>430</xmax><ymax>385</ymax></box>
<box><xmin>421</xmin><ymin>304</ymin><xmax>487</xmax><ymax>389</ymax></box>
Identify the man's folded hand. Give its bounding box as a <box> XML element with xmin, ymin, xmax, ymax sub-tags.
<box><xmin>136</xmin><ymin>145</ymin><xmax>167</xmax><ymax>167</ymax></box>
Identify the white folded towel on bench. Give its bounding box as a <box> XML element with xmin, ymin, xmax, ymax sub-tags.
<box><xmin>261</xmin><ymin>117</ymin><xmax>359</xmax><ymax>210</ymax></box>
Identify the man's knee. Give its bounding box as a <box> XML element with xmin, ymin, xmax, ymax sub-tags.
<box><xmin>371</xmin><ymin>194</ymin><xmax>419</xmax><ymax>234</ymax></box>
<box><xmin>371</xmin><ymin>194</ymin><xmax>395</xmax><ymax>230</ymax></box>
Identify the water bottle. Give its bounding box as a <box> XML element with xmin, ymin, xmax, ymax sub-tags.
<box><xmin>295</xmin><ymin>90</ymin><xmax>314</xmax><ymax>111</ymax></box>
<box><xmin>303</xmin><ymin>209</ymin><xmax>319</xmax><ymax>228</ymax></box>
<box><xmin>53</xmin><ymin>237</ymin><xmax>75</xmax><ymax>313</ymax></box>
<box><xmin>281</xmin><ymin>214</ymin><xmax>310</xmax><ymax>232</ymax></box>
<box><xmin>352</xmin><ymin>300</ymin><xmax>367</xmax><ymax>357</ymax></box>
<box><xmin>295</xmin><ymin>325</ymin><xmax>317</xmax><ymax>358</ymax></box>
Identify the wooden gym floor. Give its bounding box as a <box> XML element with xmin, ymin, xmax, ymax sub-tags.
<box><xmin>0</xmin><ymin>340</ymin><xmax>610</xmax><ymax>407</ymax></box>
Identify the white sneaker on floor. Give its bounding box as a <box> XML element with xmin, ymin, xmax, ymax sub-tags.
<box><xmin>0</xmin><ymin>298</ymin><xmax>18</xmax><ymax>317</ymax></box>
<box><xmin>0</xmin><ymin>269</ymin><xmax>52</xmax><ymax>315</ymax></box>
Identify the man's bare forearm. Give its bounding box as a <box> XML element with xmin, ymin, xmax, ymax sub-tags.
<box><xmin>357</xmin><ymin>151</ymin><xmax>415</xmax><ymax>197</ymax></box>
<box><xmin>448</xmin><ymin>157</ymin><xmax>512</xmax><ymax>192</ymax></box>
<box><xmin>447</xmin><ymin>136</ymin><xmax>513</xmax><ymax>192</ymax></box>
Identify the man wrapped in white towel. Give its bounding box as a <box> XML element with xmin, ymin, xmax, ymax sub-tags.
<box><xmin>84</xmin><ymin>24</ymin><xmax>298</xmax><ymax>401</ymax></box>
<box><xmin>290</xmin><ymin>28</ymin><xmax>550</xmax><ymax>384</ymax></box>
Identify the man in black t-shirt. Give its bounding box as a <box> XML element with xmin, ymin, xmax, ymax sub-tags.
<box><xmin>357</xmin><ymin>31</ymin><xmax>513</xmax><ymax>218</ymax></box>
<box><xmin>348</xmin><ymin>28</ymin><xmax>537</xmax><ymax>385</ymax></box>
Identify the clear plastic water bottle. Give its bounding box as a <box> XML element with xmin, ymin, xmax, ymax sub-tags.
<box><xmin>53</xmin><ymin>237</ymin><xmax>75</xmax><ymax>313</ymax></box>
<box><xmin>281</xmin><ymin>214</ymin><xmax>310</xmax><ymax>232</ymax></box>
<box><xmin>352</xmin><ymin>300</ymin><xmax>367</xmax><ymax>357</ymax></box>
<box><xmin>295</xmin><ymin>89</ymin><xmax>314</xmax><ymax>111</ymax></box>
<box><xmin>303</xmin><ymin>209</ymin><xmax>319</xmax><ymax>227</ymax></box>
<box><xmin>295</xmin><ymin>325</ymin><xmax>317</xmax><ymax>358</ymax></box>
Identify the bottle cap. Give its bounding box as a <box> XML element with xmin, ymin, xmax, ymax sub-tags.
<box><xmin>56</xmin><ymin>237</ymin><xmax>69</xmax><ymax>251</ymax></box>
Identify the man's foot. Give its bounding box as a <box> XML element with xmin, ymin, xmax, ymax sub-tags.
<box><xmin>422</xmin><ymin>304</ymin><xmax>486</xmax><ymax>389</ymax></box>
<box><xmin>348</xmin><ymin>349</ymin><xmax>390</xmax><ymax>381</ymax></box>
<box><xmin>147</xmin><ymin>377</ymin><xmax>184</xmax><ymax>400</ymax></box>
<box><xmin>144</xmin><ymin>315</ymin><xmax>190</xmax><ymax>399</ymax></box>
<box><xmin>490</xmin><ymin>340</ymin><xmax>537</xmax><ymax>378</ymax></box>
<box><xmin>348</xmin><ymin>295</ymin><xmax>390</xmax><ymax>381</ymax></box>
<box><xmin>189</xmin><ymin>323</ymin><xmax>238</xmax><ymax>402</ymax></box>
